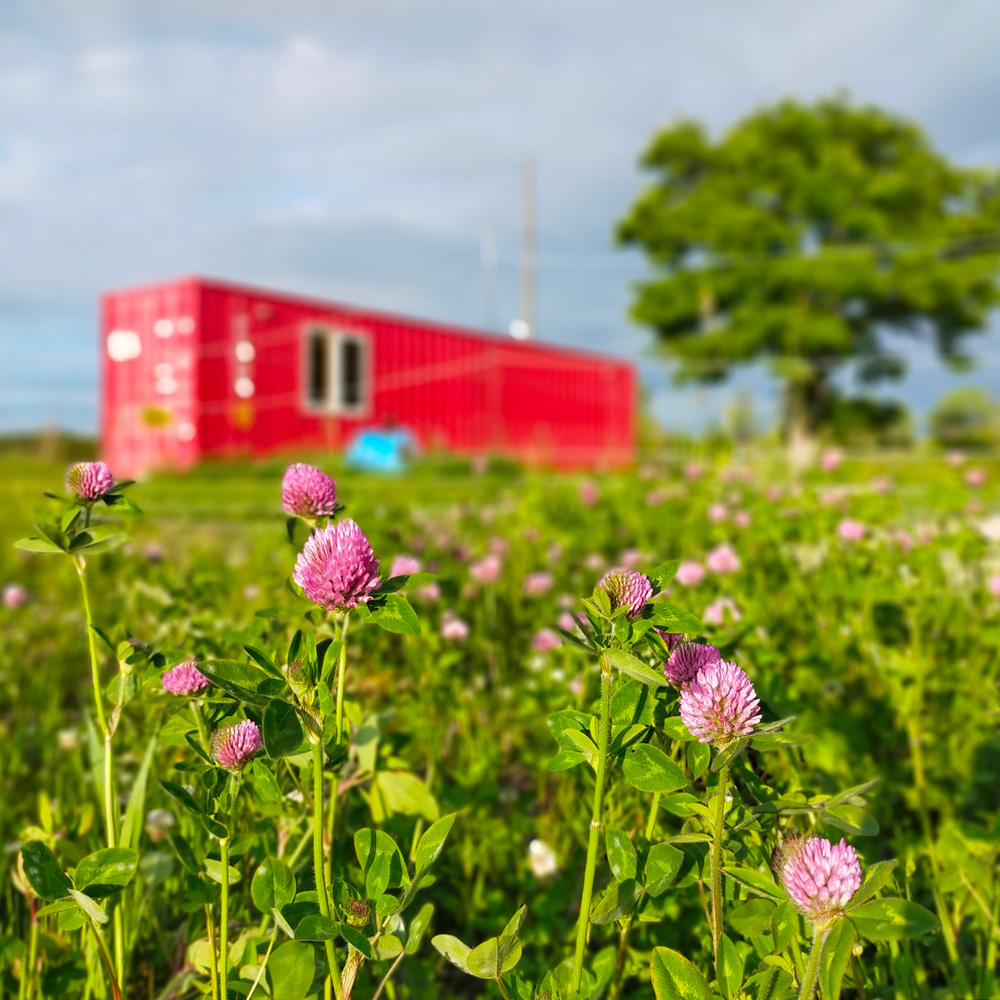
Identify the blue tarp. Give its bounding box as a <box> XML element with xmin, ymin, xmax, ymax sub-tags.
<box><xmin>345</xmin><ymin>428</ymin><xmax>416</xmax><ymax>473</ymax></box>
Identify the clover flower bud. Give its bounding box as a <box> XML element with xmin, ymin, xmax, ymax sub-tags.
<box><xmin>344</xmin><ymin>898</ymin><xmax>371</xmax><ymax>927</ymax></box>
<box><xmin>293</xmin><ymin>519</ymin><xmax>380</xmax><ymax>610</ymax></box>
<box><xmin>282</xmin><ymin>660</ymin><xmax>314</xmax><ymax>704</ymax></box>
<box><xmin>66</xmin><ymin>461</ymin><xmax>115</xmax><ymax>501</ymax></box>
<box><xmin>389</xmin><ymin>554</ymin><xmax>421</xmax><ymax>578</ymax></box>
<box><xmin>281</xmin><ymin>463</ymin><xmax>337</xmax><ymax>519</ymax></box>
<box><xmin>664</xmin><ymin>641</ymin><xmax>721</xmax><ymax>687</ymax></box>
<box><xmin>470</xmin><ymin>555</ymin><xmax>502</xmax><ymax>584</ymax></box>
<box><xmin>679</xmin><ymin>660</ymin><xmax>761</xmax><ymax>745</ymax></box>
<box><xmin>162</xmin><ymin>661</ymin><xmax>212</xmax><ymax>696</ymax></box>
<box><xmin>779</xmin><ymin>836</ymin><xmax>862</xmax><ymax>928</ymax></box>
<box><xmin>524</xmin><ymin>571</ymin><xmax>555</xmax><ymax>597</ymax></box>
<box><xmin>708</xmin><ymin>503</ymin><xmax>728</xmax><ymax>523</ymax></box>
<box><xmin>703</xmin><ymin>596</ymin><xmax>741</xmax><ymax>626</ymax></box>
<box><xmin>597</xmin><ymin>568</ymin><xmax>653</xmax><ymax>621</ymax></box>
<box><xmin>653</xmin><ymin>629</ymin><xmax>684</xmax><ymax>651</ymax></box>
<box><xmin>675</xmin><ymin>561</ymin><xmax>706</xmax><ymax>586</ymax></box>
<box><xmin>212</xmin><ymin>720</ymin><xmax>263</xmax><ymax>770</ymax></box>
<box><xmin>820</xmin><ymin>448</ymin><xmax>843</xmax><ymax>472</ymax></box>
<box><xmin>707</xmin><ymin>544</ymin><xmax>741</xmax><ymax>575</ymax></box>
<box><xmin>2</xmin><ymin>584</ymin><xmax>29</xmax><ymax>610</ymax></box>
<box><xmin>837</xmin><ymin>518</ymin><xmax>865</xmax><ymax>542</ymax></box>
<box><xmin>531</xmin><ymin>628</ymin><xmax>561</xmax><ymax>652</ymax></box>
<box><xmin>441</xmin><ymin>611</ymin><xmax>470</xmax><ymax>641</ymax></box>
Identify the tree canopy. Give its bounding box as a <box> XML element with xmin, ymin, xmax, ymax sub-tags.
<box><xmin>617</xmin><ymin>95</ymin><xmax>1000</xmax><ymax>442</ymax></box>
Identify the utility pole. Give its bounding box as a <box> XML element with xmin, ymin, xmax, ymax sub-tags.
<box><xmin>519</xmin><ymin>157</ymin><xmax>536</xmax><ymax>340</ymax></box>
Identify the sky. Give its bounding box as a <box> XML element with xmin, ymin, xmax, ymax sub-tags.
<box><xmin>2</xmin><ymin>0</ymin><xmax>1000</xmax><ymax>435</ymax></box>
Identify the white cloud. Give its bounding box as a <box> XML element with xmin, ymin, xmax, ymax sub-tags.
<box><xmin>1</xmin><ymin>0</ymin><xmax>999</xmax><ymax>431</ymax></box>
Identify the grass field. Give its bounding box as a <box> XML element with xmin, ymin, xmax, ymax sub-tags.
<box><xmin>3</xmin><ymin>449</ymin><xmax>999</xmax><ymax>999</ymax></box>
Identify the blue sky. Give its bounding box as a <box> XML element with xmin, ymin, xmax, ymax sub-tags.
<box><xmin>1</xmin><ymin>0</ymin><xmax>1000</xmax><ymax>434</ymax></box>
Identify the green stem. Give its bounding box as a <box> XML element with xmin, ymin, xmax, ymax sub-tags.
<box><xmin>245</xmin><ymin>926</ymin><xmax>278</xmax><ymax>1000</ymax></box>
<box><xmin>608</xmin><ymin>915</ymin><xmax>633</xmax><ymax>1000</ymax></box>
<box><xmin>334</xmin><ymin>614</ymin><xmax>350</xmax><ymax>745</ymax></box>
<box><xmin>192</xmin><ymin>702</ymin><xmax>211</xmax><ymax>753</ymax></box>
<box><xmin>75</xmin><ymin>560</ymin><xmax>108</xmax><ymax>736</ymax></box>
<box><xmin>313</xmin><ymin>740</ymin><xmax>342</xmax><ymax>999</ymax></box>
<box><xmin>326</xmin><ymin>613</ymin><xmax>350</xmax><ymax>882</ymax></box>
<box><xmin>848</xmin><ymin>952</ymin><xmax>868</xmax><ymax>1000</ymax></box>
<box><xmin>286</xmin><ymin>818</ymin><xmax>313</xmax><ymax>870</ymax></box>
<box><xmin>76</xmin><ymin>559</ymin><xmax>123</xmax><ymax>989</ymax></box>
<box><xmin>220</xmin><ymin>837</ymin><xmax>229</xmax><ymax>1000</ymax></box>
<box><xmin>86</xmin><ymin>914</ymin><xmax>123</xmax><ymax>1000</ymax></box>
<box><xmin>645</xmin><ymin>792</ymin><xmax>661</xmax><ymax>841</ymax></box>
<box><xmin>711</xmin><ymin>763</ymin><xmax>729</xmax><ymax>966</ymax></box>
<box><xmin>372</xmin><ymin>950</ymin><xmax>406</xmax><ymax>1000</ymax></box>
<box><xmin>569</xmin><ymin>666</ymin><xmax>612</xmax><ymax>994</ymax></box>
<box><xmin>19</xmin><ymin>904</ymin><xmax>37</xmax><ymax>1000</ymax></box>
<box><xmin>797</xmin><ymin>928</ymin><xmax>827</xmax><ymax>1000</ymax></box>
<box><xmin>206</xmin><ymin>905</ymin><xmax>220</xmax><ymax>1000</ymax></box>
<box><xmin>112</xmin><ymin>903</ymin><xmax>125</xmax><ymax>999</ymax></box>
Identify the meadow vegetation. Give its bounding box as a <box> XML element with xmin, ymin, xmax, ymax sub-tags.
<box><xmin>1</xmin><ymin>448</ymin><xmax>998</xmax><ymax>999</ymax></box>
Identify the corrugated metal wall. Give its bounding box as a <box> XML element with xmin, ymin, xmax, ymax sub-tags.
<box><xmin>101</xmin><ymin>276</ymin><xmax>635</xmax><ymax>474</ymax></box>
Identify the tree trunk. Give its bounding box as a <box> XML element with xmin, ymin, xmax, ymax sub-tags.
<box><xmin>784</xmin><ymin>372</ymin><xmax>826</xmax><ymax>471</ymax></box>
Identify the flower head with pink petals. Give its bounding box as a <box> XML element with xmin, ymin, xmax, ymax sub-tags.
<box><xmin>212</xmin><ymin>720</ymin><xmax>263</xmax><ymax>770</ymax></box>
<box><xmin>778</xmin><ymin>836</ymin><xmax>862</xmax><ymax>928</ymax></box>
<box><xmin>664</xmin><ymin>641</ymin><xmax>721</xmax><ymax>687</ymax></box>
<box><xmin>282</xmin><ymin>463</ymin><xmax>338</xmax><ymax>520</ymax></box>
<box><xmin>162</xmin><ymin>661</ymin><xmax>212</xmax><ymax>696</ymax></box>
<box><xmin>66</xmin><ymin>461</ymin><xmax>115</xmax><ymax>501</ymax></box>
<box><xmin>680</xmin><ymin>660</ymin><xmax>761</xmax><ymax>745</ymax></box>
<box><xmin>598</xmin><ymin>568</ymin><xmax>653</xmax><ymax>622</ymax></box>
<box><xmin>293</xmin><ymin>519</ymin><xmax>380</xmax><ymax>610</ymax></box>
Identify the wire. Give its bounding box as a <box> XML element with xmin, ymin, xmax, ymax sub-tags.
<box><xmin>495</xmin><ymin>231</ymin><xmax>1000</xmax><ymax>273</ymax></box>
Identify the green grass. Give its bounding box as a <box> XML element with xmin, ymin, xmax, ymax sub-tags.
<box><xmin>2</xmin><ymin>450</ymin><xmax>1000</xmax><ymax>998</ymax></box>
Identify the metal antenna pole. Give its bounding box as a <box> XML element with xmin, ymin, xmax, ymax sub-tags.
<box><xmin>520</xmin><ymin>158</ymin><xmax>536</xmax><ymax>339</ymax></box>
<box><xmin>481</xmin><ymin>222</ymin><xmax>498</xmax><ymax>330</ymax></box>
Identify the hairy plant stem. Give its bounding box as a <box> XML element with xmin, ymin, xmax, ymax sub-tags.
<box><xmin>75</xmin><ymin>560</ymin><xmax>110</xmax><ymax>788</ymax></box>
<box><xmin>206</xmin><ymin>905</ymin><xmax>220</xmax><ymax>1000</ymax></box>
<box><xmin>313</xmin><ymin>740</ymin><xmax>342</xmax><ymax>1000</ymax></box>
<box><xmin>334</xmin><ymin>613</ymin><xmax>351</xmax><ymax>748</ymax></box>
<box><xmin>569</xmin><ymin>665</ymin><xmax>613</xmax><ymax>994</ymax></box>
<box><xmin>326</xmin><ymin>613</ymin><xmax>351</xmax><ymax>881</ymax></box>
<box><xmin>219</xmin><ymin>836</ymin><xmax>230</xmax><ymax>1000</ymax></box>
<box><xmin>797</xmin><ymin>928</ymin><xmax>827</xmax><ymax>1000</ymax></box>
<box><xmin>711</xmin><ymin>762</ymin><xmax>729</xmax><ymax>967</ymax></box>
<box><xmin>192</xmin><ymin>703</ymin><xmax>211</xmax><ymax>754</ymax></box>
<box><xmin>75</xmin><ymin>557</ymin><xmax>125</xmax><ymax>988</ymax></box>
<box><xmin>320</xmin><ymin>611</ymin><xmax>352</xmax><ymax>1000</ymax></box>
<box><xmin>18</xmin><ymin>901</ymin><xmax>37</xmax><ymax>1000</ymax></box>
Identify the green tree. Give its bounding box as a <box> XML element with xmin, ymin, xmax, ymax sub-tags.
<box><xmin>929</xmin><ymin>385</ymin><xmax>1000</xmax><ymax>449</ymax></box>
<box><xmin>617</xmin><ymin>95</ymin><xmax>1000</xmax><ymax>452</ymax></box>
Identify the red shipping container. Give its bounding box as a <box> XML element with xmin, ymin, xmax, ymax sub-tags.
<box><xmin>100</xmin><ymin>275</ymin><xmax>635</xmax><ymax>475</ymax></box>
